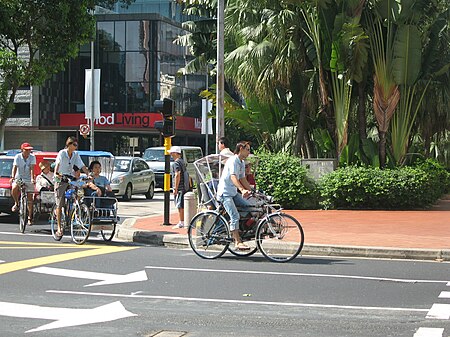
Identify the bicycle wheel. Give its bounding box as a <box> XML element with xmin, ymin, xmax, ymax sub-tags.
<box><xmin>256</xmin><ymin>213</ymin><xmax>304</xmax><ymax>262</ymax></box>
<box><xmin>50</xmin><ymin>204</ymin><xmax>65</xmax><ymax>241</ymax></box>
<box><xmin>18</xmin><ymin>192</ymin><xmax>28</xmax><ymax>233</ymax></box>
<box><xmin>101</xmin><ymin>223</ymin><xmax>116</xmax><ymax>241</ymax></box>
<box><xmin>71</xmin><ymin>203</ymin><xmax>91</xmax><ymax>245</ymax></box>
<box><xmin>188</xmin><ymin>211</ymin><xmax>231</xmax><ymax>259</ymax></box>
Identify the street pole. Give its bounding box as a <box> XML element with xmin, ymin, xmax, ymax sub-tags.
<box><xmin>216</xmin><ymin>0</ymin><xmax>225</xmax><ymax>154</ymax></box>
<box><xmin>90</xmin><ymin>39</ymin><xmax>95</xmax><ymax>151</ymax></box>
<box><xmin>162</xmin><ymin>136</ymin><xmax>172</xmax><ymax>226</ymax></box>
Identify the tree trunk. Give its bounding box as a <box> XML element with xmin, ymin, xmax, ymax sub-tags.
<box><xmin>379</xmin><ymin>131</ymin><xmax>387</xmax><ymax>168</ymax></box>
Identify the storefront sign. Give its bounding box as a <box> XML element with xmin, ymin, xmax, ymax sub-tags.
<box><xmin>60</xmin><ymin>112</ymin><xmax>201</xmax><ymax>133</ymax></box>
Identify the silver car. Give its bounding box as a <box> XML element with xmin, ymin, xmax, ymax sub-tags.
<box><xmin>111</xmin><ymin>156</ymin><xmax>155</xmax><ymax>201</ymax></box>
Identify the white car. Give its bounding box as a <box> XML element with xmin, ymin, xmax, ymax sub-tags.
<box><xmin>111</xmin><ymin>156</ymin><xmax>155</xmax><ymax>201</ymax></box>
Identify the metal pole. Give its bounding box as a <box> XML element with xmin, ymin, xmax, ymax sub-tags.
<box><xmin>90</xmin><ymin>40</ymin><xmax>95</xmax><ymax>151</ymax></box>
<box><xmin>162</xmin><ymin>136</ymin><xmax>172</xmax><ymax>226</ymax></box>
<box><xmin>216</xmin><ymin>0</ymin><xmax>225</xmax><ymax>154</ymax></box>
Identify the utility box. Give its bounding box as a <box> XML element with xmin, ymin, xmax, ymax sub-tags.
<box><xmin>300</xmin><ymin>158</ymin><xmax>337</xmax><ymax>181</ymax></box>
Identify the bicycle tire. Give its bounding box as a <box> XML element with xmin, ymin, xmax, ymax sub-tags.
<box><xmin>71</xmin><ymin>203</ymin><xmax>91</xmax><ymax>245</ymax></box>
<box><xmin>18</xmin><ymin>192</ymin><xmax>28</xmax><ymax>233</ymax></box>
<box><xmin>256</xmin><ymin>213</ymin><xmax>304</xmax><ymax>262</ymax></box>
<box><xmin>188</xmin><ymin>211</ymin><xmax>231</xmax><ymax>259</ymax></box>
<box><xmin>50</xmin><ymin>204</ymin><xmax>65</xmax><ymax>241</ymax></box>
<box><xmin>101</xmin><ymin>223</ymin><xmax>116</xmax><ymax>242</ymax></box>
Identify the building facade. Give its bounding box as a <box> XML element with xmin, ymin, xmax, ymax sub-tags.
<box><xmin>5</xmin><ymin>1</ymin><xmax>207</xmax><ymax>155</ymax></box>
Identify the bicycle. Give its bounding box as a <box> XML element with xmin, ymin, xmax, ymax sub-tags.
<box><xmin>49</xmin><ymin>174</ymin><xmax>91</xmax><ymax>244</ymax></box>
<box><xmin>16</xmin><ymin>178</ymin><xmax>30</xmax><ymax>233</ymax></box>
<box><xmin>188</xmin><ymin>191</ymin><xmax>305</xmax><ymax>262</ymax></box>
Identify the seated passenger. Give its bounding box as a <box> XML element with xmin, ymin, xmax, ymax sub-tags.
<box><xmin>36</xmin><ymin>160</ymin><xmax>54</xmax><ymax>192</ymax></box>
<box><xmin>85</xmin><ymin>161</ymin><xmax>115</xmax><ymax>208</ymax></box>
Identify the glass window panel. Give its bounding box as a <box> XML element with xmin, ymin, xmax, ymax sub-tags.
<box><xmin>114</xmin><ymin>21</ymin><xmax>125</xmax><ymax>51</ymax></box>
<box><xmin>98</xmin><ymin>22</ymin><xmax>115</xmax><ymax>51</ymax></box>
<box><xmin>126</xmin><ymin>21</ymin><xmax>140</xmax><ymax>51</ymax></box>
<box><xmin>125</xmin><ymin>52</ymin><xmax>149</xmax><ymax>82</ymax></box>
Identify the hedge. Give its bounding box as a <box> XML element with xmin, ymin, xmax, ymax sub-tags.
<box><xmin>253</xmin><ymin>152</ymin><xmax>448</xmax><ymax>210</ymax></box>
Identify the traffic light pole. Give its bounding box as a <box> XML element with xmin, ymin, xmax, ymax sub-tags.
<box><xmin>162</xmin><ymin>136</ymin><xmax>172</xmax><ymax>226</ymax></box>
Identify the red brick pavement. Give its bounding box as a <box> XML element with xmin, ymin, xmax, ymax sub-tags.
<box><xmin>132</xmin><ymin>197</ymin><xmax>450</xmax><ymax>250</ymax></box>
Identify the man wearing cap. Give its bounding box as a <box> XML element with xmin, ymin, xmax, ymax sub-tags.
<box><xmin>168</xmin><ymin>146</ymin><xmax>188</xmax><ymax>229</ymax></box>
<box><xmin>10</xmin><ymin>143</ymin><xmax>36</xmax><ymax>224</ymax></box>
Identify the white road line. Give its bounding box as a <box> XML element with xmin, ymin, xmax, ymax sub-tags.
<box><xmin>414</xmin><ymin>327</ymin><xmax>444</xmax><ymax>337</ymax></box>
<box><xmin>145</xmin><ymin>266</ymin><xmax>449</xmax><ymax>284</ymax></box>
<box><xmin>47</xmin><ymin>290</ymin><xmax>429</xmax><ymax>313</ymax></box>
<box><xmin>439</xmin><ymin>291</ymin><xmax>450</xmax><ymax>299</ymax></box>
<box><xmin>426</xmin><ymin>304</ymin><xmax>450</xmax><ymax>319</ymax></box>
<box><xmin>0</xmin><ymin>231</ymin><xmax>49</xmax><ymax>238</ymax></box>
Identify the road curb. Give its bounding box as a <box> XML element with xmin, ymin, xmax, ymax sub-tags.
<box><xmin>115</xmin><ymin>224</ymin><xmax>449</xmax><ymax>261</ymax></box>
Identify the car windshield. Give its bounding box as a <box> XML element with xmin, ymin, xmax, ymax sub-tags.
<box><xmin>0</xmin><ymin>158</ymin><xmax>13</xmax><ymax>178</ymax></box>
<box><xmin>143</xmin><ymin>149</ymin><xmax>173</xmax><ymax>162</ymax></box>
<box><xmin>114</xmin><ymin>159</ymin><xmax>131</xmax><ymax>172</ymax></box>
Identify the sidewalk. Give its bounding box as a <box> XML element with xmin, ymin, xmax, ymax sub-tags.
<box><xmin>115</xmin><ymin>195</ymin><xmax>450</xmax><ymax>261</ymax></box>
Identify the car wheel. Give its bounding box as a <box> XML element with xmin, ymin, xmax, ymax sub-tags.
<box><xmin>122</xmin><ymin>184</ymin><xmax>132</xmax><ymax>201</ymax></box>
<box><xmin>145</xmin><ymin>182</ymin><xmax>155</xmax><ymax>199</ymax></box>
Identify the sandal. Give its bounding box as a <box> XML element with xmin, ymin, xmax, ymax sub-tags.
<box><xmin>235</xmin><ymin>242</ymin><xmax>250</xmax><ymax>251</ymax></box>
<box><xmin>54</xmin><ymin>229</ymin><xmax>63</xmax><ymax>241</ymax></box>
<box><xmin>27</xmin><ymin>218</ymin><xmax>33</xmax><ymax>226</ymax></box>
<box><xmin>11</xmin><ymin>204</ymin><xmax>18</xmax><ymax>212</ymax></box>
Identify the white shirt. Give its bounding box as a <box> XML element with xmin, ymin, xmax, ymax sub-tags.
<box><xmin>13</xmin><ymin>153</ymin><xmax>36</xmax><ymax>183</ymax></box>
<box><xmin>55</xmin><ymin>149</ymin><xmax>85</xmax><ymax>176</ymax></box>
<box><xmin>217</xmin><ymin>155</ymin><xmax>245</xmax><ymax>197</ymax></box>
<box><xmin>36</xmin><ymin>171</ymin><xmax>54</xmax><ymax>191</ymax></box>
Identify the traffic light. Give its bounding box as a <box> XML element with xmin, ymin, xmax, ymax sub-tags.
<box><xmin>153</xmin><ymin>98</ymin><xmax>175</xmax><ymax>137</ymax></box>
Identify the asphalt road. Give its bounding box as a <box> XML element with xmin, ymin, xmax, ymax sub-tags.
<box><xmin>0</xmin><ymin>213</ymin><xmax>449</xmax><ymax>337</ymax></box>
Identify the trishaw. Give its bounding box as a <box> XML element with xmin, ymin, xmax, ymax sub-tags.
<box><xmin>49</xmin><ymin>150</ymin><xmax>119</xmax><ymax>244</ymax></box>
<box><xmin>188</xmin><ymin>154</ymin><xmax>305</xmax><ymax>262</ymax></box>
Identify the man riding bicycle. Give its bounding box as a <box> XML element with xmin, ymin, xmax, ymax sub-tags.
<box><xmin>53</xmin><ymin>137</ymin><xmax>89</xmax><ymax>238</ymax></box>
<box><xmin>217</xmin><ymin>141</ymin><xmax>253</xmax><ymax>251</ymax></box>
<box><xmin>10</xmin><ymin>142</ymin><xmax>36</xmax><ymax>225</ymax></box>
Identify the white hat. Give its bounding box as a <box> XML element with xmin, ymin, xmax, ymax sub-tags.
<box><xmin>168</xmin><ymin>146</ymin><xmax>182</xmax><ymax>154</ymax></box>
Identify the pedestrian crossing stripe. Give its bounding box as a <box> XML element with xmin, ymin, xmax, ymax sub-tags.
<box><xmin>426</xmin><ymin>303</ymin><xmax>450</xmax><ymax>320</ymax></box>
<box><xmin>439</xmin><ymin>291</ymin><xmax>450</xmax><ymax>299</ymax></box>
<box><xmin>414</xmin><ymin>327</ymin><xmax>444</xmax><ymax>337</ymax></box>
<box><xmin>0</xmin><ymin>245</ymin><xmax>138</xmax><ymax>275</ymax></box>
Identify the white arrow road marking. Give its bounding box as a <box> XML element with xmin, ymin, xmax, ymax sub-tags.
<box><xmin>29</xmin><ymin>266</ymin><xmax>147</xmax><ymax>287</ymax></box>
<box><xmin>426</xmin><ymin>304</ymin><xmax>450</xmax><ymax>319</ymax></box>
<box><xmin>414</xmin><ymin>327</ymin><xmax>444</xmax><ymax>337</ymax></box>
<box><xmin>439</xmin><ymin>291</ymin><xmax>450</xmax><ymax>299</ymax></box>
<box><xmin>0</xmin><ymin>301</ymin><xmax>136</xmax><ymax>333</ymax></box>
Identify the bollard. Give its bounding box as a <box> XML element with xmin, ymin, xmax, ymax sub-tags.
<box><xmin>184</xmin><ymin>191</ymin><xmax>197</xmax><ymax>226</ymax></box>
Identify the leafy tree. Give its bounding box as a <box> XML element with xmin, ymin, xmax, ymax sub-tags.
<box><xmin>0</xmin><ymin>0</ymin><xmax>133</xmax><ymax>150</ymax></box>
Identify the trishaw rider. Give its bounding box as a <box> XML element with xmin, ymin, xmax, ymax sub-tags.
<box><xmin>53</xmin><ymin>137</ymin><xmax>89</xmax><ymax>238</ymax></box>
<box><xmin>11</xmin><ymin>142</ymin><xmax>36</xmax><ymax>225</ymax></box>
<box><xmin>217</xmin><ymin>141</ymin><xmax>253</xmax><ymax>251</ymax></box>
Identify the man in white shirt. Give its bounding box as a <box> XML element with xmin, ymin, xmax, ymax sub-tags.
<box><xmin>217</xmin><ymin>141</ymin><xmax>253</xmax><ymax>250</ymax></box>
<box><xmin>10</xmin><ymin>142</ymin><xmax>36</xmax><ymax>224</ymax></box>
<box><xmin>53</xmin><ymin>136</ymin><xmax>89</xmax><ymax>238</ymax></box>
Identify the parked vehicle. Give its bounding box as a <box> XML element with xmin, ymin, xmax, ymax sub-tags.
<box><xmin>0</xmin><ymin>151</ymin><xmax>58</xmax><ymax>215</ymax></box>
<box><xmin>142</xmin><ymin>146</ymin><xmax>203</xmax><ymax>188</ymax></box>
<box><xmin>111</xmin><ymin>156</ymin><xmax>155</xmax><ymax>201</ymax></box>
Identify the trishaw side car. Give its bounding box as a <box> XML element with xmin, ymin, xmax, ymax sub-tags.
<box><xmin>48</xmin><ymin>150</ymin><xmax>119</xmax><ymax>244</ymax></box>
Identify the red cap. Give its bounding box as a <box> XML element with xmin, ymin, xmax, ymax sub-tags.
<box><xmin>20</xmin><ymin>142</ymin><xmax>33</xmax><ymax>150</ymax></box>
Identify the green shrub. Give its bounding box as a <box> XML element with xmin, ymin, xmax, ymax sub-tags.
<box><xmin>255</xmin><ymin>151</ymin><xmax>318</xmax><ymax>209</ymax></box>
<box><xmin>320</xmin><ymin>165</ymin><xmax>446</xmax><ymax>209</ymax></box>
